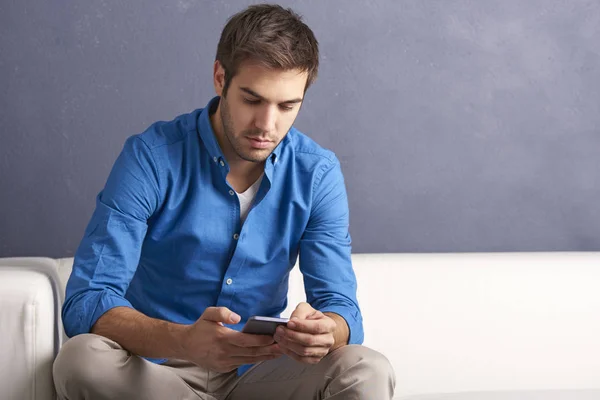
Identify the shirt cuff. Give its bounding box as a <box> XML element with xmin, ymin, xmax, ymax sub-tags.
<box><xmin>319</xmin><ymin>305</ymin><xmax>364</xmax><ymax>345</ymax></box>
<box><xmin>88</xmin><ymin>291</ymin><xmax>134</xmax><ymax>333</ymax></box>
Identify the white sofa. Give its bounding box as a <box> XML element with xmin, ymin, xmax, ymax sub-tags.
<box><xmin>1</xmin><ymin>252</ymin><xmax>600</xmax><ymax>400</ymax></box>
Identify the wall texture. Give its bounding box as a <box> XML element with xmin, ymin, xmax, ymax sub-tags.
<box><xmin>1</xmin><ymin>0</ymin><xmax>599</xmax><ymax>257</ymax></box>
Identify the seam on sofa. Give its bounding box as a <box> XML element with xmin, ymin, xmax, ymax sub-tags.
<box><xmin>27</xmin><ymin>302</ymin><xmax>37</xmax><ymax>400</ymax></box>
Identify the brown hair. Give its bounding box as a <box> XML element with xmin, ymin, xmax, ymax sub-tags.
<box><xmin>216</xmin><ymin>4</ymin><xmax>319</xmax><ymax>96</ymax></box>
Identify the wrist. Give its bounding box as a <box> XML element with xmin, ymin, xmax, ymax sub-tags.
<box><xmin>166</xmin><ymin>321</ymin><xmax>192</xmax><ymax>360</ymax></box>
<box><xmin>323</xmin><ymin>312</ymin><xmax>349</xmax><ymax>351</ymax></box>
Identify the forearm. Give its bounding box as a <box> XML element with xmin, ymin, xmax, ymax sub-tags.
<box><xmin>324</xmin><ymin>312</ymin><xmax>349</xmax><ymax>351</ymax></box>
<box><xmin>91</xmin><ymin>306</ymin><xmax>189</xmax><ymax>360</ymax></box>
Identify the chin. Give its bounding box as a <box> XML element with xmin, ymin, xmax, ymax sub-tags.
<box><xmin>246</xmin><ymin>152</ymin><xmax>272</xmax><ymax>163</ymax></box>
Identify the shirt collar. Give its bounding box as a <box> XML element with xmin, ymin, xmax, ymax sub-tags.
<box><xmin>197</xmin><ymin>96</ymin><xmax>225</xmax><ymax>163</ymax></box>
<box><xmin>197</xmin><ymin>96</ymin><xmax>284</xmax><ymax>167</ymax></box>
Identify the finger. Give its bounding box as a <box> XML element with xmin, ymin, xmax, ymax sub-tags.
<box><xmin>277</xmin><ymin>343</ymin><xmax>326</xmax><ymax>364</ymax></box>
<box><xmin>286</xmin><ymin>317</ymin><xmax>335</xmax><ymax>335</ymax></box>
<box><xmin>306</xmin><ymin>310</ymin><xmax>324</xmax><ymax>320</ymax></box>
<box><xmin>200</xmin><ymin>307</ymin><xmax>240</xmax><ymax>324</ymax></box>
<box><xmin>227</xmin><ymin>331</ymin><xmax>277</xmax><ymax>348</ymax></box>
<box><xmin>274</xmin><ymin>331</ymin><xmax>329</xmax><ymax>358</ymax></box>
<box><xmin>290</xmin><ymin>302</ymin><xmax>315</xmax><ymax>320</ymax></box>
<box><xmin>275</xmin><ymin>326</ymin><xmax>333</xmax><ymax>348</ymax></box>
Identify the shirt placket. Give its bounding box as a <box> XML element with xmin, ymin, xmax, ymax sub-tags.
<box><xmin>214</xmin><ymin>158</ymin><xmax>275</xmax><ymax>310</ymax></box>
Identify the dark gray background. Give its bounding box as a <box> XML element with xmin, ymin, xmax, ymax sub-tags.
<box><xmin>1</xmin><ymin>0</ymin><xmax>599</xmax><ymax>258</ymax></box>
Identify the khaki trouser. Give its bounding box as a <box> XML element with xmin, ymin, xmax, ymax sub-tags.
<box><xmin>53</xmin><ymin>334</ymin><xmax>395</xmax><ymax>399</ymax></box>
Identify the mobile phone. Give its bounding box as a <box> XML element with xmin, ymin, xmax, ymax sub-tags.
<box><xmin>241</xmin><ymin>316</ymin><xmax>289</xmax><ymax>335</ymax></box>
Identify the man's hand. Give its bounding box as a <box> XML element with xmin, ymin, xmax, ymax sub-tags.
<box><xmin>273</xmin><ymin>302</ymin><xmax>339</xmax><ymax>364</ymax></box>
<box><xmin>181</xmin><ymin>307</ymin><xmax>283</xmax><ymax>373</ymax></box>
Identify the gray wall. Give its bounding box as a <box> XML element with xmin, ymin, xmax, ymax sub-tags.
<box><xmin>1</xmin><ymin>0</ymin><xmax>599</xmax><ymax>258</ymax></box>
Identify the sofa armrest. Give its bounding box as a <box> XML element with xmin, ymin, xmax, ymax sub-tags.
<box><xmin>0</xmin><ymin>258</ymin><xmax>64</xmax><ymax>400</ymax></box>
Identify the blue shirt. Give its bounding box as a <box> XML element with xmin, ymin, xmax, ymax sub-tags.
<box><xmin>62</xmin><ymin>96</ymin><xmax>364</xmax><ymax>371</ymax></box>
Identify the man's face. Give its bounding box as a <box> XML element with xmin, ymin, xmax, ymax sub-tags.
<box><xmin>214</xmin><ymin>61</ymin><xmax>307</xmax><ymax>163</ymax></box>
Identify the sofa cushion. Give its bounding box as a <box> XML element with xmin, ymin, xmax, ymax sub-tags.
<box><xmin>57</xmin><ymin>253</ymin><xmax>600</xmax><ymax>398</ymax></box>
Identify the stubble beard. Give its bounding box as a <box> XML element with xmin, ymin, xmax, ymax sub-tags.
<box><xmin>220</xmin><ymin>97</ymin><xmax>271</xmax><ymax>163</ymax></box>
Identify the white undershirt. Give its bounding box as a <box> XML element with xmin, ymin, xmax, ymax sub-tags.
<box><xmin>236</xmin><ymin>174</ymin><xmax>263</xmax><ymax>224</ymax></box>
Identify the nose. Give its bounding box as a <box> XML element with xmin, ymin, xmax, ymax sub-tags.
<box><xmin>254</xmin><ymin>104</ymin><xmax>277</xmax><ymax>134</ymax></box>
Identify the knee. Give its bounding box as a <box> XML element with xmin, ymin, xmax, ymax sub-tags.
<box><xmin>53</xmin><ymin>334</ymin><xmax>118</xmax><ymax>393</ymax></box>
<box><xmin>331</xmin><ymin>345</ymin><xmax>396</xmax><ymax>387</ymax></box>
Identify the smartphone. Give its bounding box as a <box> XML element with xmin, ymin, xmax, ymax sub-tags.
<box><xmin>241</xmin><ymin>316</ymin><xmax>289</xmax><ymax>335</ymax></box>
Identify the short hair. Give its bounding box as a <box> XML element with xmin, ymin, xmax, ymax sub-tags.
<box><xmin>216</xmin><ymin>4</ymin><xmax>319</xmax><ymax>95</ymax></box>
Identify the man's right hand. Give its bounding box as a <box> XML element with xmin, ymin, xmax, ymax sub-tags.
<box><xmin>180</xmin><ymin>307</ymin><xmax>283</xmax><ymax>373</ymax></box>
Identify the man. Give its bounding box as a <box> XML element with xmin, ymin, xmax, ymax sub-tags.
<box><xmin>53</xmin><ymin>4</ymin><xmax>395</xmax><ymax>399</ymax></box>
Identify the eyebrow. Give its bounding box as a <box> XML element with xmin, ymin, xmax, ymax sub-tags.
<box><xmin>240</xmin><ymin>87</ymin><xmax>303</xmax><ymax>105</ymax></box>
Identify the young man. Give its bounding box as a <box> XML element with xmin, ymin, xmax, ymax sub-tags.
<box><xmin>53</xmin><ymin>4</ymin><xmax>395</xmax><ymax>399</ymax></box>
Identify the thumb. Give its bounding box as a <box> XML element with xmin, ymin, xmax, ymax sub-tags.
<box><xmin>307</xmin><ymin>310</ymin><xmax>324</xmax><ymax>320</ymax></box>
<box><xmin>290</xmin><ymin>302</ymin><xmax>314</xmax><ymax>320</ymax></box>
<box><xmin>200</xmin><ymin>307</ymin><xmax>241</xmax><ymax>324</ymax></box>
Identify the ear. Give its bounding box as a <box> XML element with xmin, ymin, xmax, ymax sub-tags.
<box><xmin>213</xmin><ymin>60</ymin><xmax>226</xmax><ymax>97</ymax></box>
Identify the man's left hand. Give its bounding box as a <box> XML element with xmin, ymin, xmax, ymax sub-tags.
<box><xmin>274</xmin><ymin>302</ymin><xmax>337</xmax><ymax>364</ymax></box>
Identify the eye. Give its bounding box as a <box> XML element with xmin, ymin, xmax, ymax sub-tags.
<box><xmin>279</xmin><ymin>104</ymin><xmax>294</xmax><ymax>112</ymax></box>
<box><xmin>243</xmin><ymin>98</ymin><xmax>260</xmax><ymax>105</ymax></box>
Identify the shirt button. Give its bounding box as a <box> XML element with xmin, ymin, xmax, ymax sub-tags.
<box><xmin>213</xmin><ymin>157</ymin><xmax>217</xmax><ymax>163</ymax></box>
<box><xmin>226</xmin><ymin>278</ymin><xmax>233</xmax><ymax>285</ymax></box>
<box><xmin>229</xmin><ymin>190</ymin><xmax>235</xmax><ymax>196</ymax></box>
<box><xmin>233</xmin><ymin>233</ymin><xmax>239</xmax><ymax>240</ymax></box>
<box><xmin>220</xmin><ymin>160</ymin><xmax>225</xmax><ymax>167</ymax></box>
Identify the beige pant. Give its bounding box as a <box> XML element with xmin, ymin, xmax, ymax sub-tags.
<box><xmin>53</xmin><ymin>334</ymin><xmax>395</xmax><ymax>400</ymax></box>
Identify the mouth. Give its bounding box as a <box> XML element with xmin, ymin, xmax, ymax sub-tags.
<box><xmin>246</xmin><ymin>137</ymin><xmax>272</xmax><ymax>149</ymax></box>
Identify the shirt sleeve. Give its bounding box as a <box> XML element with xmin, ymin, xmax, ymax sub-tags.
<box><xmin>62</xmin><ymin>135</ymin><xmax>161</xmax><ymax>337</ymax></box>
<box><xmin>299</xmin><ymin>156</ymin><xmax>364</xmax><ymax>345</ymax></box>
